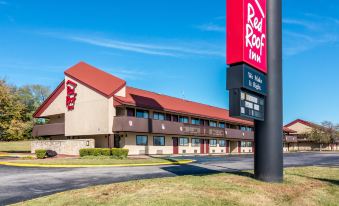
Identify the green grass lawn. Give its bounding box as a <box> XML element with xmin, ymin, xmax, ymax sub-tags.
<box><xmin>0</xmin><ymin>141</ymin><xmax>31</xmax><ymax>152</ymax></box>
<box><xmin>5</xmin><ymin>156</ymin><xmax>189</xmax><ymax>165</ymax></box>
<box><xmin>13</xmin><ymin>166</ymin><xmax>339</xmax><ymax>206</ymax></box>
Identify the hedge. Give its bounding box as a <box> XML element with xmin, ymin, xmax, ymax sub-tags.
<box><xmin>79</xmin><ymin>148</ymin><xmax>128</xmax><ymax>158</ymax></box>
<box><xmin>35</xmin><ymin>149</ymin><xmax>47</xmax><ymax>159</ymax></box>
<box><xmin>111</xmin><ymin>148</ymin><xmax>129</xmax><ymax>159</ymax></box>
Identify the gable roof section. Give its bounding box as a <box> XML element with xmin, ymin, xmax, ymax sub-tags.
<box><xmin>64</xmin><ymin>62</ymin><xmax>126</xmax><ymax>97</ymax></box>
<box><xmin>285</xmin><ymin>119</ymin><xmax>320</xmax><ymax>129</ymax></box>
<box><xmin>33</xmin><ymin>80</ymin><xmax>65</xmax><ymax>118</ymax></box>
<box><xmin>115</xmin><ymin>86</ymin><xmax>253</xmax><ymax>126</ymax></box>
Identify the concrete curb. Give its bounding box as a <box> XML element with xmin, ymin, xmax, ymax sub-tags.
<box><xmin>0</xmin><ymin>154</ymin><xmax>33</xmax><ymax>158</ymax></box>
<box><xmin>0</xmin><ymin>159</ymin><xmax>194</xmax><ymax>168</ymax></box>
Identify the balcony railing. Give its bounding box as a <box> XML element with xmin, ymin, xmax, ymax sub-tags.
<box><xmin>113</xmin><ymin>116</ymin><xmax>254</xmax><ymax>140</ymax></box>
<box><xmin>32</xmin><ymin>123</ymin><xmax>65</xmax><ymax>137</ymax></box>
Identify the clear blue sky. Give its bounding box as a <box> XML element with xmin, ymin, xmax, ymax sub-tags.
<box><xmin>1</xmin><ymin>0</ymin><xmax>338</xmax><ymax>125</ymax></box>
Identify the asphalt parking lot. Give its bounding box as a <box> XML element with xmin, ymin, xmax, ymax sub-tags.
<box><xmin>1</xmin><ymin>152</ymin><xmax>338</xmax><ymax>205</ymax></box>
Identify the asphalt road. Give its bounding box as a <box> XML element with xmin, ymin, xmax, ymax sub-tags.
<box><xmin>1</xmin><ymin>152</ymin><xmax>338</xmax><ymax>205</ymax></box>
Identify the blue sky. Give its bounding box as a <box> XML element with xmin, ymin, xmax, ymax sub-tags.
<box><xmin>0</xmin><ymin>0</ymin><xmax>339</xmax><ymax>124</ymax></box>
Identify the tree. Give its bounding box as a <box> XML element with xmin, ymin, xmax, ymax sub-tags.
<box><xmin>306</xmin><ymin>121</ymin><xmax>339</xmax><ymax>151</ymax></box>
<box><xmin>0</xmin><ymin>79</ymin><xmax>51</xmax><ymax>141</ymax></box>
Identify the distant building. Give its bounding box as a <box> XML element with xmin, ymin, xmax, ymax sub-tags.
<box><xmin>285</xmin><ymin>119</ymin><xmax>339</xmax><ymax>151</ymax></box>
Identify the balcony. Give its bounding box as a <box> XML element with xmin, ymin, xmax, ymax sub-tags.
<box><xmin>113</xmin><ymin>116</ymin><xmax>254</xmax><ymax>140</ymax></box>
<box><xmin>32</xmin><ymin>123</ymin><xmax>65</xmax><ymax>137</ymax></box>
<box><xmin>284</xmin><ymin>135</ymin><xmax>298</xmax><ymax>143</ymax></box>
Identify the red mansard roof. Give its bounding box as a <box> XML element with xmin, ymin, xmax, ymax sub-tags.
<box><xmin>64</xmin><ymin>62</ymin><xmax>126</xmax><ymax>97</ymax></box>
<box><xmin>114</xmin><ymin>87</ymin><xmax>253</xmax><ymax>126</ymax></box>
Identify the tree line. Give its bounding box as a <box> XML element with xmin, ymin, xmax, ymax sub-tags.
<box><xmin>0</xmin><ymin>79</ymin><xmax>50</xmax><ymax>141</ymax></box>
<box><xmin>300</xmin><ymin>121</ymin><xmax>339</xmax><ymax>148</ymax></box>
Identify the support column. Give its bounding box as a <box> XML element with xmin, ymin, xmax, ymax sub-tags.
<box><xmin>254</xmin><ymin>0</ymin><xmax>283</xmax><ymax>182</ymax></box>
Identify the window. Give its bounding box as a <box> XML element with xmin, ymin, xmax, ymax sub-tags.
<box><xmin>179</xmin><ymin>116</ymin><xmax>189</xmax><ymax>123</ymax></box>
<box><xmin>136</xmin><ymin>109</ymin><xmax>149</xmax><ymax>118</ymax></box>
<box><xmin>210</xmin><ymin>139</ymin><xmax>217</xmax><ymax>147</ymax></box>
<box><xmin>153</xmin><ymin>136</ymin><xmax>165</xmax><ymax>146</ymax></box>
<box><xmin>241</xmin><ymin>141</ymin><xmax>246</xmax><ymax>147</ymax></box>
<box><xmin>153</xmin><ymin>112</ymin><xmax>165</xmax><ymax>120</ymax></box>
<box><xmin>209</xmin><ymin>121</ymin><xmax>217</xmax><ymax>127</ymax></box>
<box><xmin>172</xmin><ymin>115</ymin><xmax>179</xmax><ymax>122</ymax></box>
<box><xmin>165</xmin><ymin>114</ymin><xmax>172</xmax><ymax>121</ymax></box>
<box><xmin>179</xmin><ymin>137</ymin><xmax>189</xmax><ymax>146</ymax></box>
<box><xmin>192</xmin><ymin>138</ymin><xmax>200</xmax><ymax>147</ymax></box>
<box><xmin>191</xmin><ymin>118</ymin><xmax>200</xmax><ymax>125</ymax></box>
<box><xmin>219</xmin><ymin>139</ymin><xmax>226</xmax><ymax>147</ymax></box>
<box><xmin>218</xmin><ymin>122</ymin><xmax>225</xmax><ymax>128</ymax></box>
<box><xmin>247</xmin><ymin>141</ymin><xmax>252</xmax><ymax>147</ymax></box>
<box><xmin>127</xmin><ymin>108</ymin><xmax>135</xmax><ymax>117</ymax></box>
<box><xmin>136</xmin><ymin>135</ymin><xmax>148</xmax><ymax>145</ymax></box>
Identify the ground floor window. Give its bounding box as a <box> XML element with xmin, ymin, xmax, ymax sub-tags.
<box><xmin>136</xmin><ymin>135</ymin><xmax>148</xmax><ymax>145</ymax></box>
<box><xmin>153</xmin><ymin>136</ymin><xmax>165</xmax><ymax>146</ymax></box>
<box><xmin>179</xmin><ymin>137</ymin><xmax>189</xmax><ymax>146</ymax></box>
<box><xmin>210</xmin><ymin>139</ymin><xmax>217</xmax><ymax>147</ymax></box>
<box><xmin>192</xmin><ymin>138</ymin><xmax>200</xmax><ymax>147</ymax></box>
<box><xmin>241</xmin><ymin>141</ymin><xmax>252</xmax><ymax>147</ymax></box>
<box><xmin>219</xmin><ymin>139</ymin><xmax>226</xmax><ymax>147</ymax></box>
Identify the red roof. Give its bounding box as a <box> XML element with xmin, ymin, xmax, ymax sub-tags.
<box><xmin>285</xmin><ymin>119</ymin><xmax>320</xmax><ymax>129</ymax></box>
<box><xmin>115</xmin><ymin>87</ymin><xmax>253</xmax><ymax>126</ymax></box>
<box><xmin>64</xmin><ymin>62</ymin><xmax>126</xmax><ymax>97</ymax></box>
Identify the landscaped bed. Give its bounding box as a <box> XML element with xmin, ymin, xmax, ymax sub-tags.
<box><xmin>3</xmin><ymin>156</ymin><xmax>191</xmax><ymax>166</ymax></box>
<box><xmin>13</xmin><ymin>166</ymin><xmax>339</xmax><ymax>206</ymax></box>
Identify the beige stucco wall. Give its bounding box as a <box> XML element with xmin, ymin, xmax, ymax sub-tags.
<box><xmin>115</xmin><ymin>86</ymin><xmax>126</xmax><ymax>97</ymax></box>
<box><xmin>120</xmin><ymin>133</ymin><xmax>242</xmax><ymax>155</ymax></box>
<box><xmin>64</xmin><ymin>76</ymin><xmax>115</xmax><ymax>136</ymax></box>
<box><xmin>287</xmin><ymin>122</ymin><xmax>312</xmax><ymax>135</ymax></box>
<box><xmin>40</xmin><ymin>88</ymin><xmax>65</xmax><ymax>117</ymax></box>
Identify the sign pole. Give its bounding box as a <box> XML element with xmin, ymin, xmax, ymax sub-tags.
<box><xmin>254</xmin><ymin>0</ymin><xmax>283</xmax><ymax>182</ymax></box>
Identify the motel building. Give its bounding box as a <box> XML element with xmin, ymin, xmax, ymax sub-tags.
<box><xmin>32</xmin><ymin>62</ymin><xmax>298</xmax><ymax>156</ymax></box>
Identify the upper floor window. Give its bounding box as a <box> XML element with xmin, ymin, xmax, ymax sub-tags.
<box><xmin>127</xmin><ymin>108</ymin><xmax>135</xmax><ymax>117</ymax></box>
<box><xmin>165</xmin><ymin>114</ymin><xmax>172</xmax><ymax>121</ymax></box>
<box><xmin>191</xmin><ymin>118</ymin><xmax>200</xmax><ymax>125</ymax></box>
<box><xmin>136</xmin><ymin>109</ymin><xmax>149</xmax><ymax>119</ymax></box>
<box><xmin>209</xmin><ymin>121</ymin><xmax>217</xmax><ymax>127</ymax></box>
<box><xmin>153</xmin><ymin>112</ymin><xmax>165</xmax><ymax>120</ymax></box>
<box><xmin>210</xmin><ymin>139</ymin><xmax>217</xmax><ymax>147</ymax></box>
<box><xmin>179</xmin><ymin>116</ymin><xmax>189</xmax><ymax>123</ymax></box>
<box><xmin>218</xmin><ymin>122</ymin><xmax>225</xmax><ymax>128</ymax></box>
<box><xmin>172</xmin><ymin>115</ymin><xmax>179</xmax><ymax>122</ymax></box>
<box><xmin>136</xmin><ymin>135</ymin><xmax>148</xmax><ymax>145</ymax></box>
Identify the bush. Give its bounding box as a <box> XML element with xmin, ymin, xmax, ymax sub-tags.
<box><xmin>46</xmin><ymin>150</ymin><xmax>57</xmax><ymax>157</ymax></box>
<box><xmin>79</xmin><ymin>148</ymin><xmax>111</xmax><ymax>157</ymax></box>
<box><xmin>101</xmin><ymin>148</ymin><xmax>111</xmax><ymax>156</ymax></box>
<box><xmin>111</xmin><ymin>148</ymin><xmax>129</xmax><ymax>159</ymax></box>
<box><xmin>35</xmin><ymin>149</ymin><xmax>47</xmax><ymax>159</ymax></box>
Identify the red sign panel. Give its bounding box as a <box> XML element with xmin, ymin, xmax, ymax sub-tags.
<box><xmin>66</xmin><ymin>80</ymin><xmax>77</xmax><ymax>111</ymax></box>
<box><xmin>227</xmin><ymin>0</ymin><xmax>267</xmax><ymax>73</ymax></box>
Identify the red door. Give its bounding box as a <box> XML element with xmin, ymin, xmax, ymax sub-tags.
<box><xmin>205</xmin><ymin>139</ymin><xmax>210</xmax><ymax>154</ymax></box>
<box><xmin>173</xmin><ymin>137</ymin><xmax>179</xmax><ymax>154</ymax></box>
<box><xmin>200</xmin><ymin>139</ymin><xmax>205</xmax><ymax>154</ymax></box>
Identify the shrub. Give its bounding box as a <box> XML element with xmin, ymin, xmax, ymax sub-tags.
<box><xmin>79</xmin><ymin>148</ymin><xmax>91</xmax><ymax>157</ymax></box>
<box><xmin>111</xmin><ymin>148</ymin><xmax>129</xmax><ymax>159</ymax></box>
<box><xmin>35</xmin><ymin>149</ymin><xmax>47</xmax><ymax>159</ymax></box>
<box><xmin>46</xmin><ymin>150</ymin><xmax>57</xmax><ymax>157</ymax></box>
<box><xmin>101</xmin><ymin>148</ymin><xmax>111</xmax><ymax>156</ymax></box>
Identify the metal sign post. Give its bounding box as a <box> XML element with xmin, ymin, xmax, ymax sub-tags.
<box><xmin>254</xmin><ymin>0</ymin><xmax>283</xmax><ymax>182</ymax></box>
<box><xmin>226</xmin><ymin>0</ymin><xmax>283</xmax><ymax>182</ymax></box>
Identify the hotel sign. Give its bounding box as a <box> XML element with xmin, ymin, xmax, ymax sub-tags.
<box><xmin>227</xmin><ymin>64</ymin><xmax>267</xmax><ymax>95</ymax></box>
<box><xmin>229</xmin><ymin>89</ymin><xmax>264</xmax><ymax>121</ymax></box>
<box><xmin>66</xmin><ymin>80</ymin><xmax>77</xmax><ymax>111</ymax></box>
<box><xmin>227</xmin><ymin>0</ymin><xmax>267</xmax><ymax>73</ymax></box>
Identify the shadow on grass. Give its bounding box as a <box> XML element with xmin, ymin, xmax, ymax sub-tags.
<box><xmin>291</xmin><ymin>173</ymin><xmax>339</xmax><ymax>186</ymax></box>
